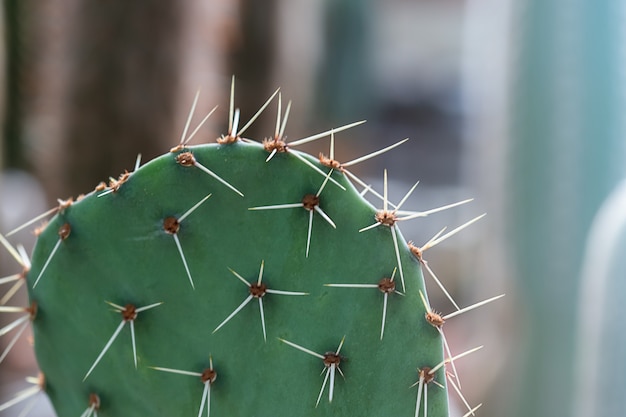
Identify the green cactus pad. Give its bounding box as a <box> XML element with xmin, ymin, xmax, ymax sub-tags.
<box><xmin>23</xmin><ymin>137</ymin><xmax>452</xmax><ymax>416</ymax></box>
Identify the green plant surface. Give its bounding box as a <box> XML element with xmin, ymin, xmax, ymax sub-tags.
<box><xmin>23</xmin><ymin>141</ymin><xmax>448</xmax><ymax>416</ymax></box>
<box><xmin>0</xmin><ymin>87</ymin><xmax>496</xmax><ymax>417</ymax></box>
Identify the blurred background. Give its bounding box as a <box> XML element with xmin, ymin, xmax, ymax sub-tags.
<box><xmin>1</xmin><ymin>0</ymin><xmax>625</xmax><ymax>416</ymax></box>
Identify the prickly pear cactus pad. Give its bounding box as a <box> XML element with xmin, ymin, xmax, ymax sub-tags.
<box><xmin>0</xmin><ymin>87</ymin><xmax>493</xmax><ymax>417</ymax></box>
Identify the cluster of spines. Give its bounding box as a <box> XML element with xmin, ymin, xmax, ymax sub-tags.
<box><xmin>0</xmin><ymin>77</ymin><xmax>503</xmax><ymax>417</ymax></box>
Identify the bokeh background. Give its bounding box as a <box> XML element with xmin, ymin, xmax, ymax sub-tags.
<box><xmin>1</xmin><ymin>1</ymin><xmax>625</xmax><ymax>416</ymax></box>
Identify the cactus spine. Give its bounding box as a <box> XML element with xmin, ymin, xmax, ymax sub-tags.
<box><xmin>0</xmin><ymin>82</ymin><xmax>495</xmax><ymax>417</ymax></box>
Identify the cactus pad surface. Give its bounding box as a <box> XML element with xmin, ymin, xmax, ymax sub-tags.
<box><xmin>0</xmin><ymin>90</ymin><xmax>491</xmax><ymax>417</ymax></box>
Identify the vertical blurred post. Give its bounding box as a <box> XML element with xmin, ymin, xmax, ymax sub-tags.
<box><xmin>0</xmin><ymin>0</ymin><xmax>26</xmax><ymax>168</ymax></box>
<box><xmin>226</xmin><ymin>0</ymin><xmax>276</xmax><ymax>139</ymax></box>
<box><xmin>315</xmin><ymin>0</ymin><xmax>374</xmax><ymax>124</ymax></box>
<box><xmin>507</xmin><ymin>0</ymin><xmax>626</xmax><ymax>416</ymax></box>
<box><xmin>2</xmin><ymin>0</ymin><xmax>20</xmax><ymax>171</ymax></box>
<box><xmin>0</xmin><ymin>3</ymin><xmax>6</xmax><ymax>172</ymax></box>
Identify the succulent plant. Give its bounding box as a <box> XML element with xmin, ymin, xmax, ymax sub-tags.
<box><xmin>0</xmin><ymin>80</ymin><xmax>496</xmax><ymax>417</ymax></box>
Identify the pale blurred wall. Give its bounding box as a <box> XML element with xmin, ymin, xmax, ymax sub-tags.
<box><xmin>462</xmin><ymin>0</ymin><xmax>517</xmax><ymax>415</ymax></box>
<box><xmin>464</xmin><ymin>1</ymin><xmax>626</xmax><ymax>416</ymax></box>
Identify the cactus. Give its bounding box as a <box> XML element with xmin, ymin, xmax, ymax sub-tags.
<box><xmin>503</xmin><ymin>1</ymin><xmax>626</xmax><ymax>415</ymax></box>
<box><xmin>0</xmin><ymin>82</ymin><xmax>495</xmax><ymax>417</ymax></box>
<box><xmin>573</xmin><ymin>179</ymin><xmax>626</xmax><ymax>416</ymax></box>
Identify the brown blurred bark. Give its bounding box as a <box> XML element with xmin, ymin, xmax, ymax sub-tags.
<box><xmin>226</xmin><ymin>0</ymin><xmax>277</xmax><ymax>140</ymax></box>
<box><xmin>22</xmin><ymin>0</ymin><xmax>239</xmax><ymax>201</ymax></box>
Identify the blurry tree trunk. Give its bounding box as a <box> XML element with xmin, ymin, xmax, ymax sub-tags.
<box><xmin>226</xmin><ymin>0</ymin><xmax>277</xmax><ymax>140</ymax></box>
<box><xmin>22</xmin><ymin>0</ymin><xmax>239</xmax><ymax>201</ymax></box>
<box><xmin>2</xmin><ymin>1</ymin><xmax>17</xmax><ymax>170</ymax></box>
